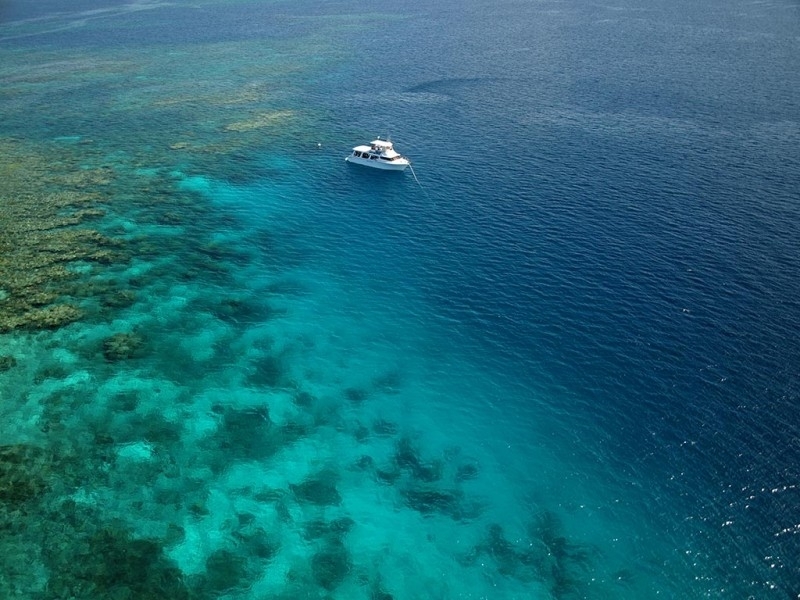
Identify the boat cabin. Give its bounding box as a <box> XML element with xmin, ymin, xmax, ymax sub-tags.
<box><xmin>345</xmin><ymin>138</ymin><xmax>410</xmax><ymax>170</ymax></box>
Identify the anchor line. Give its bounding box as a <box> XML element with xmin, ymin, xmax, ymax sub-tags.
<box><xmin>408</xmin><ymin>163</ymin><xmax>429</xmax><ymax>198</ymax></box>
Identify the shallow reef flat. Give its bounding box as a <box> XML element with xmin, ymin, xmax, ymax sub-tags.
<box><xmin>0</xmin><ymin>37</ymin><xmax>332</xmax><ymax>181</ymax></box>
<box><xmin>0</xmin><ymin>138</ymin><xmax>124</xmax><ymax>332</ymax></box>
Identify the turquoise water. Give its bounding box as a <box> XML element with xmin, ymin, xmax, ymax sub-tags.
<box><xmin>1</xmin><ymin>0</ymin><xmax>799</xmax><ymax>598</ymax></box>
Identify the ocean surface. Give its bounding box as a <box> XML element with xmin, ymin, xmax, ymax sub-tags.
<box><xmin>1</xmin><ymin>0</ymin><xmax>799</xmax><ymax>598</ymax></box>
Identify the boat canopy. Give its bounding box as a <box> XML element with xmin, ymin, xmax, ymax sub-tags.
<box><xmin>351</xmin><ymin>141</ymin><xmax>402</xmax><ymax>159</ymax></box>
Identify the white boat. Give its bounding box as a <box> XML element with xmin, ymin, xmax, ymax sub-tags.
<box><xmin>345</xmin><ymin>138</ymin><xmax>410</xmax><ymax>171</ymax></box>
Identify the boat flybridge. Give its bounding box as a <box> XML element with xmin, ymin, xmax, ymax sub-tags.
<box><xmin>345</xmin><ymin>138</ymin><xmax>410</xmax><ymax>171</ymax></box>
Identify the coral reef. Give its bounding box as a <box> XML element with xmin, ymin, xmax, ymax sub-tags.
<box><xmin>458</xmin><ymin>512</ymin><xmax>597</xmax><ymax>598</ymax></box>
<box><xmin>0</xmin><ymin>440</ymin><xmax>190</xmax><ymax>599</ymax></box>
<box><xmin>0</xmin><ymin>138</ymin><xmax>125</xmax><ymax>332</ymax></box>
<box><xmin>101</xmin><ymin>289</ymin><xmax>136</xmax><ymax>309</ymax></box>
<box><xmin>102</xmin><ymin>332</ymin><xmax>146</xmax><ymax>361</ymax></box>
<box><xmin>361</xmin><ymin>436</ymin><xmax>488</xmax><ymax>521</ymax></box>
<box><xmin>43</xmin><ymin>524</ymin><xmax>191</xmax><ymax>600</ymax></box>
<box><xmin>530</xmin><ymin>510</ymin><xmax>595</xmax><ymax>598</ymax></box>
<box><xmin>18</xmin><ymin>304</ymin><xmax>83</xmax><ymax>330</ymax></box>
<box><xmin>208</xmin><ymin>294</ymin><xmax>280</xmax><ymax>326</ymax></box>
<box><xmin>0</xmin><ymin>444</ymin><xmax>53</xmax><ymax>505</ymax></box>
<box><xmin>223</xmin><ymin>110</ymin><xmax>294</xmax><ymax>132</ymax></box>
<box><xmin>459</xmin><ymin>523</ymin><xmax>547</xmax><ymax>582</ymax></box>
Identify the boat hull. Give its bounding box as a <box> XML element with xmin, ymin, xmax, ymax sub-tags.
<box><xmin>345</xmin><ymin>155</ymin><xmax>409</xmax><ymax>171</ymax></box>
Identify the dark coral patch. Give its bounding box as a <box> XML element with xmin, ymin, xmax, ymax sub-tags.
<box><xmin>459</xmin><ymin>513</ymin><xmax>597</xmax><ymax>596</ymax></box>
<box><xmin>216</xmin><ymin>404</ymin><xmax>276</xmax><ymax>460</ymax></box>
<box><xmin>372</xmin><ymin>419</ymin><xmax>398</xmax><ymax>436</ymax></box>
<box><xmin>33</xmin><ymin>362</ymin><xmax>72</xmax><ymax>383</ymax></box>
<box><xmin>530</xmin><ymin>510</ymin><xmax>596</xmax><ymax>597</ymax></box>
<box><xmin>108</xmin><ymin>390</ymin><xmax>140</xmax><ymax>412</ymax></box>
<box><xmin>0</xmin><ymin>444</ymin><xmax>52</xmax><ymax>505</ymax></box>
<box><xmin>371</xmin><ymin>369</ymin><xmax>403</xmax><ymax>394</ymax></box>
<box><xmin>354</xmin><ymin>423</ymin><xmax>370</xmax><ymax>442</ymax></box>
<box><xmin>0</xmin><ymin>354</ymin><xmax>17</xmax><ymax>372</ymax></box>
<box><xmin>311</xmin><ymin>540</ymin><xmax>351</xmax><ymax>590</ymax></box>
<box><xmin>290</xmin><ymin>470</ymin><xmax>341</xmax><ymax>506</ymax></box>
<box><xmin>102</xmin><ymin>332</ymin><xmax>146</xmax><ymax>361</ymax></box>
<box><xmin>203</xmin><ymin>549</ymin><xmax>248</xmax><ymax>593</ymax></box>
<box><xmin>211</xmin><ymin>295</ymin><xmax>280</xmax><ymax>326</ymax></box>
<box><xmin>293</xmin><ymin>390</ymin><xmax>315</xmax><ymax>407</ymax></box>
<box><xmin>234</xmin><ymin>526</ymin><xmax>280</xmax><ymax>560</ymax></box>
<box><xmin>401</xmin><ymin>485</ymin><xmax>484</xmax><ymax>521</ymax></box>
<box><xmin>455</xmin><ymin>463</ymin><xmax>480</xmax><ymax>482</ymax></box>
<box><xmin>302</xmin><ymin>517</ymin><xmax>355</xmax><ymax>541</ymax></box>
<box><xmin>353</xmin><ymin>455</ymin><xmax>374</xmax><ymax>471</ymax></box>
<box><xmin>156</xmin><ymin>211</ymin><xmax>185</xmax><ymax>225</ymax></box>
<box><xmin>344</xmin><ymin>387</ymin><xmax>368</xmax><ymax>403</ymax></box>
<box><xmin>43</xmin><ymin>526</ymin><xmax>190</xmax><ymax>600</ymax></box>
<box><xmin>101</xmin><ymin>289</ymin><xmax>136</xmax><ymax>309</ymax></box>
<box><xmin>375</xmin><ymin>468</ymin><xmax>401</xmax><ymax>485</ymax></box>
<box><xmin>394</xmin><ymin>437</ymin><xmax>442</xmax><ymax>482</ymax></box>
<box><xmin>401</xmin><ymin>487</ymin><xmax>463</xmax><ymax>515</ymax></box>
<box><xmin>247</xmin><ymin>354</ymin><xmax>285</xmax><ymax>387</ymax></box>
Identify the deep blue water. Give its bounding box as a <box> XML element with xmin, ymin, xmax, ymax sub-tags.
<box><xmin>1</xmin><ymin>0</ymin><xmax>799</xmax><ymax>598</ymax></box>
